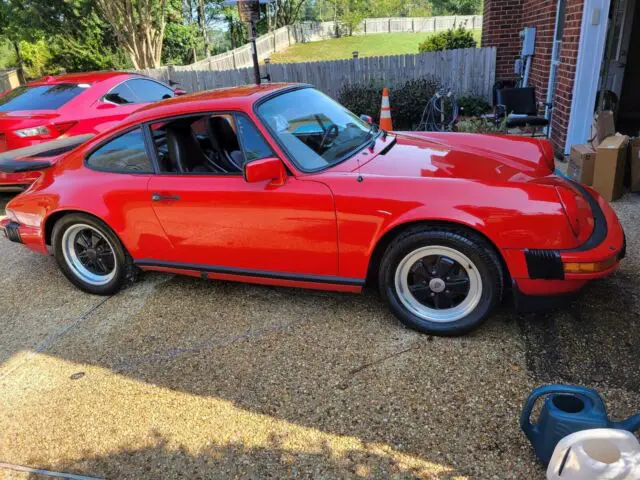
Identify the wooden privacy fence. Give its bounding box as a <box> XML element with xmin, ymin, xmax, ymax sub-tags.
<box><xmin>0</xmin><ymin>69</ymin><xmax>22</xmax><ymax>92</ymax></box>
<box><xmin>139</xmin><ymin>47</ymin><xmax>496</xmax><ymax>101</ymax></box>
<box><xmin>140</xmin><ymin>16</ymin><xmax>482</xmax><ymax>74</ymax></box>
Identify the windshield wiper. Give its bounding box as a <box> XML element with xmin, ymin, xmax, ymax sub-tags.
<box><xmin>379</xmin><ymin>135</ymin><xmax>397</xmax><ymax>155</ymax></box>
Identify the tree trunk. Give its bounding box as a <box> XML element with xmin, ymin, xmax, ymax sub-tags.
<box><xmin>95</xmin><ymin>0</ymin><xmax>167</xmax><ymax>69</ymax></box>
<box><xmin>197</xmin><ymin>0</ymin><xmax>210</xmax><ymax>57</ymax></box>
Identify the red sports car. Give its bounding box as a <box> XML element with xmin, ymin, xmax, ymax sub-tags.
<box><xmin>0</xmin><ymin>71</ymin><xmax>182</xmax><ymax>190</ymax></box>
<box><xmin>0</xmin><ymin>84</ymin><xmax>626</xmax><ymax>335</ymax></box>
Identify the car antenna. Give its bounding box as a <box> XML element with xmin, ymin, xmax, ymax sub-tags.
<box><xmin>357</xmin><ymin>155</ymin><xmax>363</xmax><ymax>183</ymax></box>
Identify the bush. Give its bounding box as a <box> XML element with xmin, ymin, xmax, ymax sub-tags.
<box><xmin>457</xmin><ymin>95</ymin><xmax>492</xmax><ymax>117</ymax></box>
<box><xmin>18</xmin><ymin>39</ymin><xmax>52</xmax><ymax>79</ymax></box>
<box><xmin>456</xmin><ymin>117</ymin><xmax>507</xmax><ymax>134</ymax></box>
<box><xmin>338</xmin><ymin>77</ymin><xmax>441</xmax><ymax>130</ymax></box>
<box><xmin>418</xmin><ymin>27</ymin><xmax>477</xmax><ymax>53</ymax></box>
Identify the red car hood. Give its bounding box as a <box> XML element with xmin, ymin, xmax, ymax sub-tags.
<box><xmin>358</xmin><ymin>132</ymin><xmax>555</xmax><ymax>183</ymax></box>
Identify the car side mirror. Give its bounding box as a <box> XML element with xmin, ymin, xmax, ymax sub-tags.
<box><xmin>360</xmin><ymin>114</ymin><xmax>373</xmax><ymax>124</ymax></box>
<box><xmin>243</xmin><ymin>157</ymin><xmax>286</xmax><ymax>186</ymax></box>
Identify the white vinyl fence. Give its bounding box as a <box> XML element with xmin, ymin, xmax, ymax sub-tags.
<box><xmin>138</xmin><ymin>16</ymin><xmax>482</xmax><ymax>74</ymax></box>
<box><xmin>140</xmin><ymin>47</ymin><xmax>496</xmax><ymax>101</ymax></box>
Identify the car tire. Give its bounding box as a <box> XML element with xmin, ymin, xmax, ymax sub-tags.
<box><xmin>52</xmin><ymin>213</ymin><xmax>138</xmax><ymax>295</ymax></box>
<box><xmin>379</xmin><ymin>226</ymin><xmax>503</xmax><ymax>336</ymax></box>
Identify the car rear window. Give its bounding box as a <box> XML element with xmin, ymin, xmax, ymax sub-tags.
<box><xmin>0</xmin><ymin>83</ymin><xmax>88</xmax><ymax>112</ymax></box>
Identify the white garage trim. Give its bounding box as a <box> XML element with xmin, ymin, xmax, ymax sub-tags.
<box><xmin>565</xmin><ymin>0</ymin><xmax>612</xmax><ymax>154</ymax></box>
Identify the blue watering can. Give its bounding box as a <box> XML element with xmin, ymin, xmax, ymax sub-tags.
<box><xmin>520</xmin><ymin>384</ymin><xmax>640</xmax><ymax>466</ymax></box>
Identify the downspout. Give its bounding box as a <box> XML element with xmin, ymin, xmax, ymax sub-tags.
<box><xmin>545</xmin><ymin>0</ymin><xmax>566</xmax><ymax>138</ymax></box>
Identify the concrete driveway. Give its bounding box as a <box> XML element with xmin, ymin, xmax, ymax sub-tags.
<box><xmin>0</xmin><ymin>192</ymin><xmax>638</xmax><ymax>479</ymax></box>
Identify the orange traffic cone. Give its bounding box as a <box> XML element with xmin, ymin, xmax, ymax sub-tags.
<box><xmin>379</xmin><ymin>87</ymin><xmax>393</xmax><ymax>131</ymax></box>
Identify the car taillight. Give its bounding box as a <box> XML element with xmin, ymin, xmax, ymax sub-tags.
<box><xmin>14</xmin><ymin>126</ymin><xmax>51</xmax><ymax>138</ymax></box>
<box><xmin>13</xmin><ymin>121</ymin><xmax>76</xmax><ymax>139</ymax></box>
<box><xmin>52</xmin><ymin>121</ymin><xmax>77</xmax><ymax>135</ymax></box>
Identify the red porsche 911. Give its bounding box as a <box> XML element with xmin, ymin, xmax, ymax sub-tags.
<box><xmin>0</xmin><ymin>84</ymin><xmax>626</xmax><ymax>336</ymax></box>
<box><xmin>0</xmin><ymin>71</ymin><xmax>183</xmax><ymax>191</ymax></box>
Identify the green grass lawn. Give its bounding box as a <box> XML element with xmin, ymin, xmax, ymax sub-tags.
<box><xmin>269</xmin><ymin>30</ymin><xmax>482</xmax><ymax>64</ymax></box>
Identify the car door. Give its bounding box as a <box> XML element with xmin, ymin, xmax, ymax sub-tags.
<box><xmin>146</xmin><ymin>113</ymin><xmax>339</xmax><ymax>278</ymax></box>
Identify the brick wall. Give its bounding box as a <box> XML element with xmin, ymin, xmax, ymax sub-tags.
<box><xmin>482</xmin><ymin>0</ymin><xmax>524</xmax><ymax>80</ymax></box>
<box><xmin>521</xmin><ymin>0</ymin><xmax>556</xmax><ymax>104</ymax></box>
<box><xmin>482</xmin><ymin>0</ymin><xmax>586</xmax><ymax>154</ymax></box>
<box><xmin>550</xmin><ymin>0</ymin><xmax>584</xmax><ymax>154</ymax></box>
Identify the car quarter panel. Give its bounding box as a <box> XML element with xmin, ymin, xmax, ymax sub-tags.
<box><xmin>8</xmin><ymin>152</ymin><xmax>174</xmax><ymax>259</ymax></box>
<box><xmin>315</xmin><ymin>174</ymin><xmax>579</xmax><ymax>280</ymax></box>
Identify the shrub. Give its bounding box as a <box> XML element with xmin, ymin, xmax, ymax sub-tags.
<box><xmin>455</xmin><ymin>117</ymin><xmax>507</xmax><ymax>134</ymax></box>
<box><xmin>457</xmin><ymin>95</ymin><xmax>492</xmax><ymax>117</ymax></box>
<box><xmin>338</xmin><ymin>77</ymin><xmax>441</xmax><ymax>131</ymax></box>
<box><xmin>418</xmin><ymin>27</ymin><xmax>477</xmax><ymax>53</ymax></box>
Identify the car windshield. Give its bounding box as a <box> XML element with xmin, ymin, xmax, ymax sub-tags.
<box><xmin>257</xmin><ymin>88</ymin><xmax>375</xmax><ymax>171</ymax></box>
<box><xmin>0</xmin><ymin>83</ymin><xmax>88</xmax><ymax>112</ymax></box>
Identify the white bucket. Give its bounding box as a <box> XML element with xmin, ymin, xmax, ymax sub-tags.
<box><xmin>547</xmin><ymin>429</ymin><xmax>640</xmax><ymax>480</ymax></box>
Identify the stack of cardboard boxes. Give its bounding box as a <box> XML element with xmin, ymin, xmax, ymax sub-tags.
<box><xmin>567</xmin><ymin>110</ymin><xmax>640</xmax><ymax>201</ymax></box>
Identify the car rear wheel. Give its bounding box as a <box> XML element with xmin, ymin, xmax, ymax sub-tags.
<box><xmin>52</xmin><ymin>213</ymin><xmax>137</xmax><ymax>295</ymax></box>
<box><xmin>379</xmin><ymin>226</ymin><xmax>503</xmax><ymax>336</ymax></box>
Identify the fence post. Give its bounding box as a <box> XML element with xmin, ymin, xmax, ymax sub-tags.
<box><xmin>412</xmin><ymin>18</ymin><xmax>415</xmax><ymax>32</ymax></box>
<box><xmin>388</xmin><ymin>18</ymin><xmax>392</xmax><ymax>33</ymax></box>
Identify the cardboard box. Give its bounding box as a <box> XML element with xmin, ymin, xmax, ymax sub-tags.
<box><xmin>593</xmin><ymin>135</ymin><xmax>629</xmax><ymax>202</ymax></box>
<box><xmin>630</xmin><ymin>137</ymin><xmax>640</xmax><ymax>192</ymax></box>
<box><xmin>590</xmin><ymin>111</ymin><xmax>616</xmax><ymax>148</ymax></box>
<box><xmin>567</xmin><ymin>144</ymin><xmax>596</xmax><ymax>185</ymax></box>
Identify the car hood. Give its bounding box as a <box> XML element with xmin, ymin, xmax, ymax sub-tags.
<box><xmin>357</xmin><ymin>131</ymin><xmax>555</xmax><ymax>183</ymax></box>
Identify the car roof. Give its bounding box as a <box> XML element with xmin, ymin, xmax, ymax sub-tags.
<box><xmin>27</xmin><ymin>71</ymin><xmax>137</xmax><ymax>87</ymax></box>
<box><xmin>125</xmin><ymin>83</ymin><xmax>307</xmax><ymax>124</ymax></box>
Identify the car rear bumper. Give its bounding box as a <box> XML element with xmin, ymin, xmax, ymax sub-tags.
<box><xmin>0</xmin><ymin>217</ymin><xmax>48</xmax><ymax>254</ymax></box>
<box><xmin>506</xmin><ymin>183</ymin><xmax>625</xmax><ymax>299</ymax></box>
<box><xmin>0</xmin><ymin>170</ymin><xmax>40</xmax><ymax>189</ymax></box>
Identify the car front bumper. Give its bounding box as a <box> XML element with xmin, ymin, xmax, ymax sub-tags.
<box><xmin>505</xmin><ymin>183</ymin><xmax>626</xmax><ymax>300</ymax></box>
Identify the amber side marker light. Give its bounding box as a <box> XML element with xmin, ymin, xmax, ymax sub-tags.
<box><xmin>564</xmin><ymin>258</ymin><xmax>617</xmax><ymax>273</ymax></box>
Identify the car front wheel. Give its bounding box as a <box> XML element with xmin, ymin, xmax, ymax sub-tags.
<box><xmin>52</xmin><ymin>213</ymin><xmax>137</xmax><ymax>295</ymax></box>
<box><xmin>379</xmin><ymin>226</ymin><xmax>504</xmax><ymax>336</ymax></box>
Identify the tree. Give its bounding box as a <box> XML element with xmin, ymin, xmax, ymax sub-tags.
<box><xmin>196</xmin><ymin>0</ymin><xmax>210</xmax><ymax>57</ymax></box>
<box><xmin>95</xmin><ymin>0</ymin><xmax>169</xmax><ymax>69</ymax></box>
<box><xmin>431</xmin><ymin>0</ymin><xmax>482</xmax><ymax>15</ymax></box>
<box><xmin>275</xmin><ymin>0</ymin><xmax>307</xmax><ymax>27</ymax></box>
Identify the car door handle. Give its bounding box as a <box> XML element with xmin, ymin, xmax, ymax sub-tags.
<box><xmin>151</xmin><ymin>193</ymin><xmax>181</xmax><ymax>202</ymax></box>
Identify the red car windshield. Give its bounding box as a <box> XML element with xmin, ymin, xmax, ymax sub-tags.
<box><xmin>0</xmin><ymin>83</ymin><xmax>88</xmax><ymax>112</ymax></box>
<box><xmin>257</xmin><ymin>88</ymin><xmax>375</xmax><ymax>172</ymax></box>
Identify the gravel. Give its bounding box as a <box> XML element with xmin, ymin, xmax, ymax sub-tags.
<box><xmin>0</xmin><ymin>191</ymin><xmax>638</xmax><ymax>480</ymax></box>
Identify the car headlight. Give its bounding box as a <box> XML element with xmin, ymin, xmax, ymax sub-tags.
<box><xmin>14</xmin><ymin>126</ymin><xmax>51</xmax><ymax>138</ymax></box>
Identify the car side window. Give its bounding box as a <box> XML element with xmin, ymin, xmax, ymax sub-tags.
<box><xmin>150</xmin><ymin>113</ymin><xmax>245</xmax><ymax>175</ymax></box>
<box><xmin>236</xmin><ymin>115</ymin><xmax>273</xmax><ymax>161</ymax></box>
<box><xmin>104</xmin><ymin>82</ymin><xmax>138</xmax><ymax>105</ymax></box>
<box><xmin>87</xmin><ymin>128</ymin><xmax>154</xmax><ymax>173</ymax></box>
<box><xmin>126</xmin><ymin>79</ymin><xmax>174</xmax><ymax>103</ymax></box>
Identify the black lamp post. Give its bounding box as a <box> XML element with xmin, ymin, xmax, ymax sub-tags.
<box><xmin>238</xmin><ymin>0</ymin><xmax>262</xmax><ymax>85</ymax></box>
